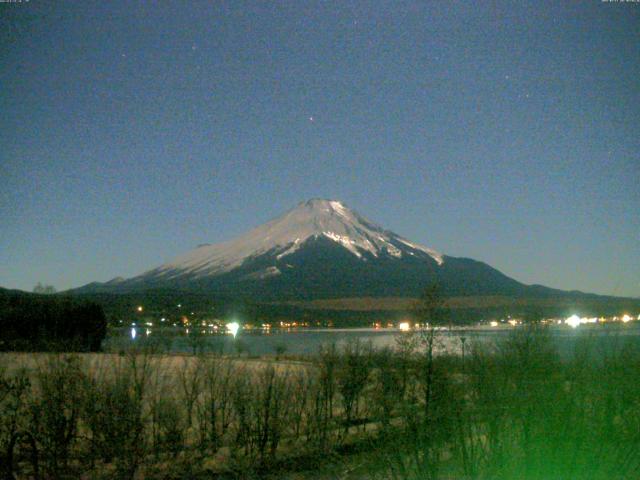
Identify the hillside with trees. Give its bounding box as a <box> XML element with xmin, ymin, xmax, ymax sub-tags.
<box><xmin>0</xmin><ymin>288</ymin><xmax>106</xmax><ymax>352</ymax></box>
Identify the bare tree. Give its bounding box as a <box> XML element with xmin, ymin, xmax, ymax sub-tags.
<box><xmin>384</xmin><ymin>283</ymin><xmax>450</xmax><ymax>480</ymax></box>
<box><xmin>31</xmin><ymin>355</ymin><xmax>85</xmax><ymax>477</ymax></box>
<box><xmin>32</xmin><ymin>283</ymin><xmax>56</xmax><ymax>295</ymax></box>
<box><xmin>336</xmin><ymin>339</ymin><xmax>371</xmax><ymax>439</ymax></box>
<box><xmin>196</xmin><ymin>358</ymin><xmax>236</xmax><ymax>451</ymax></box>
<box><xmin>177</xmin><ymin>357</ymin><xmax>201</xmax><ymax>429</ymax></box>
<box><xmin>0</xmin><ymin>368</ymin><xmax>36</xmax><ymax>480</ymax></box>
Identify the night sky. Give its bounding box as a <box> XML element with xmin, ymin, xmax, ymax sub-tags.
<box><xmin>1</xmin><ymin>1</ymin><xmax>638</xmax><ymax>297</ymax></box>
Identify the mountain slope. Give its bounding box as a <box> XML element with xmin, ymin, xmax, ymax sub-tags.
<box><xmin>76</xmin><ymin>199</ymin><xmax>567</xmax><ymax>300</ymax></box>
<box><xmin>143</xmin><ymin>199</ymin><xmax>442</xmax><ymax>281</ymax></box>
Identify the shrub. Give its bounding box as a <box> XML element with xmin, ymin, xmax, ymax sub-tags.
<box><xmin>81</xmin><ymin>353</ymin><xmax>153</xmax><ymax>479</ymax></box>
<box><xmin>31</xmin><ymin>355</ymin><xmax>85</xmax><ymax>477</ymax></box>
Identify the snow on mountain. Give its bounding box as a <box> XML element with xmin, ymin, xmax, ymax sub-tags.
<box><xmin>149</xmin><ymin>199</ymin><xmax>443</xmax><ymax>279</ymax></box>
<box><xmin>75</xmin><ymin>198</ymin><xmax>571</xmax><ymax>301</ymax></box>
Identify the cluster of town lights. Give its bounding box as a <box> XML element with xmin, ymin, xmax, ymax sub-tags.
<box><xmin>480</xmin><ymin>315</ymin><xmax>639</xmax><ymax>329</ymax></box>
<box><xmin>565</xmin><ymin>313</ymin><xmax>635</xmax><ymax>328</ymax></box>
<box><xmin>129</xmin><ymin>304</ymin><xmax>638</xmax><ymax>336</ymax></box>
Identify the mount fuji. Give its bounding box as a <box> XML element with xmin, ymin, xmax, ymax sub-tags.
<box><xmin>78</xmin><ymin>199</ymin><xmax>563</xmax><ymax>300</ymax></box>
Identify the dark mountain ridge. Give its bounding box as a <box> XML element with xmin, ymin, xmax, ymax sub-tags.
<box><xmin>71</xmin><ymin>200</ymin><xmax>630</xmax><ymax>308</ymax></box>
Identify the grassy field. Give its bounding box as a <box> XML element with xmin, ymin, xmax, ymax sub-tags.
<box><xmin>2</xmin><ymin>326</ymin><xmax>640</xmax><ymax>479</ymax></box>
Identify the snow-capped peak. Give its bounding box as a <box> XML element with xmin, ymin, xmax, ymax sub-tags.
<box><xmin>150</xmin><ymin>199</ymin><xmax>443</xmax><ymax>279</ymax></box>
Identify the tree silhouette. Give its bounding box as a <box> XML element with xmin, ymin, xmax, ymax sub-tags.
<box><xmin>33</xmin><ymin>283</ymin><xmax>56</xmax><ymax>295</ymax></box>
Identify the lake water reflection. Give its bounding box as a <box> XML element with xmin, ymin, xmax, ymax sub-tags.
<box><xmin>111</xmin><ymin>323</ymin><xmax>640</xmax><ymax>358</ymax></box>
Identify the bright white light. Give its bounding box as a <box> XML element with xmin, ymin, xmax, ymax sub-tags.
<box><xmin>622</xmin><ymin>314</ymin><xmax>632</xmax><ymax>323</ymax></box>
<box><xmin>398</xmin><ymin>322</ymin><xmax>411</xmax><ymax>332</ymax></box>
<box><xmin>226</xmin><ymin>322</ymin><xmax>240</xmax><ymax>338</ymax></box>
<box><xmin>130</xmin><ymin>327</ymin><xmax>137</xmax><ymax>339</ymax></box>
<box><xmin>145</xmin><ymin>328</ymin><xmax>150</xmax><ymax>336</ymax></box>
<box><xmin>490</xmin><ymin>321</ymin><xmax>499</xmax><ymax>327</ymax></box>
<box><xmin>566</xmin><ymin>315</ymin><xmax>581</xmax><ymax>328</ymax></box>
<box><xmin>137</xmin><ymin>306</ymin><xmax>143</xmax><ymax>312</ymax></box>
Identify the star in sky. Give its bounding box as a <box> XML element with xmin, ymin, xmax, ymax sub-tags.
<box><xmin>1</xmin><ymin>0</ymin><xmax>637</xmax><ymax>297</ymax></box>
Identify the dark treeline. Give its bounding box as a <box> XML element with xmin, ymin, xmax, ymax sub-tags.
<box><xmin>72</xmin><ymin>288</ymin><xmax>639</xmax><ymax>328</ymax></box>
<box><xmin>0</xmin><ymin>289</ymin><xmax>106</xmax><ymax>352</ymax></box>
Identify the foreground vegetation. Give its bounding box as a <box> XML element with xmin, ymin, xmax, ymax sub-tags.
<box><xmin>1</xmin><ymin>326</ymin><xmax>639</xmax><ymax>479</ymax></box>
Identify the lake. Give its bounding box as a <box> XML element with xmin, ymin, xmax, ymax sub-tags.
<box><xmin>110</xmin><ymin>322</ymin><xmax>640</xmax><ymax>358</ymax></box>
